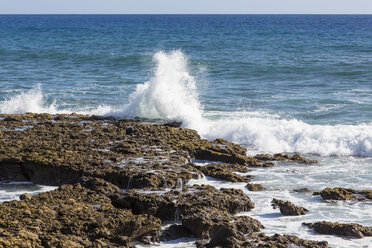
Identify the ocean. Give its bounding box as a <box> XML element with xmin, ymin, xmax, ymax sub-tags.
<box><xmin>0</xmin><ymin>15</ymin><xmax>372</xmax><ymax>247</ymax></box>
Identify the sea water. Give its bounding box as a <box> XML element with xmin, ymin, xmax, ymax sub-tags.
<box><xmin>0</xmin><ymin>15</ymin><xmax>372</xmax><ymax>247</ymax></box>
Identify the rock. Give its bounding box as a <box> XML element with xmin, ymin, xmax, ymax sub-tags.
<box><xmin>247</xmin><ymin>233</ymin><xmax>329</xmax><ymax>248</ymax></box>
<box><xmin>303</xmin><ymin>221</ymin><xmax>372</xmax><ymax>238</ymax></box>
<box><xmin>359</xmin><ymin>190</ymin><xmax>372</xmax><ymax>200</ymax></box>
<box><xmin>320</xmin><ymin>187</ymin><xmax>357</xmax><ymax>200</ymax></box>
<box><xmin>254</xmin><ymin>153</ymin><xmax>318</xmax><ymax>164</ymax></box>
<box><xmin>117</xmin><ymin>185</ymin><xmax>255</xmax><ymax>221</ymax></box>
<box><xmin>293</xmin><ymin>188</ymin><xmax>311</xmax><ymax>193</ymax></box>
<box><xmin>246</xmin><ymin>183</ymin><xmax>265</xmax><ymax>191</ymax></box>
<box><xmin>19</xmin><ymin>193</ymin><xmax>32</xmax><ymax>201</ymax></box>
<box><xmin>272</xmin><ymin>198</ymin><xmax>308</xmax><ymax>216</ymax></box>
<box><xmin>0</xmin><ymin>184</ymin><xmax>161</xmax><ymax>247</ymax></box>
<box><xmin>160</xmin><ymin>224</ymin><xmax>191</xmax><ymax>241</ymax></box>
<box><xmin>196</xmin><ymin>163</ymin><xmax>252</xmax><ymax>183</ymax></box>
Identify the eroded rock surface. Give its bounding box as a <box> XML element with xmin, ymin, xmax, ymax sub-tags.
<box><xmin>272</xmin><ymin>198</ymin><xmax>309</xmax><ymax>216</ymax></box>
<box><xmin>303</xmin><ymin>221</ymin><xmax>372</xmax><ymax>238</ymax></box>
<box><xmin>0</xmin><ymin>183</ymin><xmax>161</xmax><ymax>247</ymax></box>
<box><xmin>0</xmin><ymin>114</ymin><xmax>328</xmax><ymax>247</ymax></box>
<box><xmin>195</xmin><ymin>163</ymin><xmax>252</xmax><ymax>183</ymax></box>
<box><xmin>319</xmin><ymin>187</ymin><xmax>372</xmax><ymax>201</ymax></box>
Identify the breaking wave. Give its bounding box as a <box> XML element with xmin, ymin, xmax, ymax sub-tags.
<box><xmin>1</xmin><ymin>51</ymin><xmax>372</xmax><ymax>157</ymax></box>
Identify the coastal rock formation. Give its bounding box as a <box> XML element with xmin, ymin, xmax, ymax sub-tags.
<box><xmin>115</xmin><ymin>185</ymin><xmax>255</xmax><ymax>221</ymax></box>
<box><xmin>0</xmin><ymin>114</ymin><xmax>330</xmax><ymax>247</ymax></box>
<box><xmin>272</xmin><ymin>198</ymin><xmax>309</xmax><ymax>216</ymax></box>
<box><xmin>318</xmin><ymin>187</ymin><xmax>372</xmax><ymax>201</ymax></box>
<box><xmin>197</xmin><ymin>232</ymin><xmax>329</xmax><ymax>248</ymax></box>
<box><xmin>195</xmin><ymin>163</ymin><xmax>253</xmax><ymax>182</ymax></box>
<box><xmin>0</xmin><ymin>183</ymin><xmax>161</xmax><ymax>247</ymax></box>
<box><xmin>246</xmin><ymin>183</ymin><xmax>265</xmax><ymax>191</ymax></box>
<box><xmin>303</xmin><ymin>221</ymin><xmax>372</xmax><ymax>238</ymax></box>
<box><xmin>254</xmin><ymin>153</ymin><xmax>318</xmax><ymax>164</ymax></box>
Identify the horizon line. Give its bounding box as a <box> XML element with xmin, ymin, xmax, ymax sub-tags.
<box><xmin>1</xmin><ymin>13</ymin><xmax>372</xmax><ymax>15</ymax></box>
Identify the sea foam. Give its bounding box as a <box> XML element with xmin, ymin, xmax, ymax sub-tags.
<box><xmin>1</xmin><ymin>51</ymin><xmax>372</xmax><ymax>157</ymax></box>
<box><xmin>0</xmin><ymin>85</ymin><xmax>58</xmax><ymax>114</ymax></box>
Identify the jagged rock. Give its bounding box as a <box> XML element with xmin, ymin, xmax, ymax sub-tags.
<box><xmin>303</xmin><ymin>221</ymin><xmax>372</xmax><ymax>238</ymax></box>
<box><xmin>160</xmin><ymin>224</ymin><xmax>191</xmax><ymax>241</ymax></box>
<box><xmin>248</xmin><ymin>233</ymin><xmax>329</xmax><ymax>248</ymax></box>
<box><xmin>196</xmin><ymin>163</ymin><xmax>252</xmax><ymax>182</ymax></box>
<box><xmin>0</xmin><ymin>183</ymin><xmax>161</xmax><ymax>247</ymax></box>
<box><xmin>0</xmin><ymin>113</ymin><xmax>262</xmax><ymax>189</ymax></box>
<box><xmin>320</xmin><ymin>187</ymin><xmax>357</xmax><ymax>200</ymax></box>
<box><xmin>182</xmin><ymin>209</ymin><xmax>263</xmax><ymax>239</ymax></box>
<box><xmin>254</xmin><ymin>153</ymin><xmax>318</xmax><ymax>164</ymax></box>
<box><xmin>318</xmin><ymin>188</ymin><xmax>372</xmax><ymax>201</ymax></box>
<box><xmin>246</xmin><ymin>183</ymin><xmax>265</xmax><ymax>191</ymax></box>
<box><xmin>116</xmin><ymin>185</ymin><xmax>255</xmax><ymax>221</ymax></box>
<box><xmin>272</xmin><ymin>198</ymin><xmax>308</xmax><ymax>216</ymax></box>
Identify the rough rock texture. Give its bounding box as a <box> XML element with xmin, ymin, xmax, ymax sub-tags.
<box><xmin>160</xmin><ymin>224</ymin><xmax>191</xmax><ymax>241</ymax></box>
<box><xmin>0</xmin><ymin>183</ymin><xmax>161</xmax><ymax>247</ymax></box>
<box><xmin>115</xmin><ymin>185</ymin><xmax>255</xmax><ymax>222</ymax></box>
<box><xmin>196</xmin><ymin>163</ymin><xmax>252</xmax><ymax>182</ymax></box>
<box><xmin>246</xmin><ymin>183</ymin><xmax>265</xmax><ymax>191</ymax></box>
<box><xmin>197</xmin><ymin>232</ymin><xmax>329</xmax><ymax>248</ymax></box>
<box><xmin>319</xmin><ymin>187</ymin><xmax>372</xmax><ymax>201</ymax></box>
<box><xmin>303</xmin><ymin>221</ymin><xmax>372</xmax><ymax>238</ymax></box>
<box><xmin>0</xmin><ymin>114</ymin><xmax>326</xmax><ymax>247</ymax></box>
<box><xmin>254</xmin><ymin>153</ymin><xmax>318</xmax><ymax>164</ymax></box>
<box><xmin>272</xmin><ymin>198</ymin><xmax>309</xmax><ymax>216</ymax></box>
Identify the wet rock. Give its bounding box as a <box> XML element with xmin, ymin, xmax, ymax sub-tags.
<box><xmin>320</xmin><ymin>187</ymin><xmax>357</xmax><ymax>200</ymax></box>
<box><xmin>272</xmin><ymin>198</ymin><xmax>309</xmax><ymax>216</ymax></box>
<box><xmin>255</xmin><ymin>153</ymin><xmax>318</xmax><ymax>164</ymax></box>
<box><xmin>303</xmin><ymin>221</ymin><xmax>372</xmax><ymax>238</ymax></box>
<box><xmin>360</xmin><ymin>190</ymin><xmax>372</xmax><ymax>199</ymax></box>
<box><xmin>117</xmin><ymin>185</ymin><xmax>255</xmax><ymax>221</ymax></box>
<box><xmin>293</xmin><ymin>188</ymin><xmax>311</xmax><ymax>193</ymax></box>
<box><xmin>247</xmin><ymin>233</ymin><xmax>329</xmax><ymax>248</ymax></box>
<box><xmin>182</xmin><ymin>209</ymin><xmax>263</xmax><ymax>239</ymax></box>
<box><xmin>160</xmin><ymin>224</ymin><xmax>191</xmax><ymax>241</ymax></box>
<box><xmin>19</xmin><ymin>193</ymin><xmax>32</xmax><ymax>201</ymax></box>
<box><xmin>196</xmin><ymin>163</ymin><xmax>252</xmax><ymax>183</ymax></box>
<box><xmin>246</xmin><ymin>183</ymin><xmax>265</xmax><ymax>191</ymax></box>
<box><xmin>0</xmin><ymin>184</ymin><xmax>161</xmax><ymax>247</ymax></box>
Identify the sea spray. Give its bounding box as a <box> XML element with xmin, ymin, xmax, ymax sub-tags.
<box><xmin>119</xmin><ymin>50</ymin><xmax>203</xmax><ymax>129</ymax></box>
<box><xmin>0</xmin><ymin>85</ymin><xmax>58</xmax><ymax>114</ymax></box>
<box><xmin>2</xmin><ymin>51</ymin><xmax>372</xmax><ymax>157</ymax></box>
<box><xmin>198</xmin><ymin>113</ymin><xmax>372</xmax><ymax>157</ymax></box>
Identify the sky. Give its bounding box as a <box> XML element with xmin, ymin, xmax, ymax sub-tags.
<box><xmin>1</xmin><ymin>0</ymin><xmax>372</xmax><ymax>14</ymax></box>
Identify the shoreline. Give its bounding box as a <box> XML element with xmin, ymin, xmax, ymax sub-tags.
<box><xmin>0</xmin><ymin>113</ymin><xmax>371</xmax><ymax>247</ymax></box>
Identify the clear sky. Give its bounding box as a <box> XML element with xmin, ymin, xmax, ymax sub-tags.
<box><xmin>1</xmin><ymin>0</ymin><xmax>372</xmax><ymax>14</ymax></box>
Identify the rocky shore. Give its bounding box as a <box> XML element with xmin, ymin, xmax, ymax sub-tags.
<box><xmin>0</xmin><ymin>114</ymin><xmax>370</xmax><ymax>247</ymax></box>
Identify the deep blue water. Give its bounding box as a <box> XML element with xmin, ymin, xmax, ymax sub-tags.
<box><xmin>1</xmin><ymin>15</ymin><xmax>372</xmax><ymax>123</ymax></box>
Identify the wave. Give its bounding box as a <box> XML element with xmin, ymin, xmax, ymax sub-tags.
<box><xmin>1</xmin><ymin>51</ymin><xmax>372</xmax><ymax>157</ymax></box>
<box><xmin>0</xmin><ymin>85</ymin><xmax>58</xmax><ymax>114</ymax></box>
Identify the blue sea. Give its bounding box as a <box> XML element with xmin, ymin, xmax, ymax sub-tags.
<box><xmin>0</xmin><ymin>15</ymin><xmax>372</xmax><ymax>247</ymax></box>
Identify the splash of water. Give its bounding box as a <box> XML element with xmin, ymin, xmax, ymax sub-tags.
<box><xmin>0</xmin><ymin>85</ymin><xmax>58</xmax><ymax>114</ymax></box>
<box><xmin>119</xmin><ymin>50</ymin><xmax>203</xmax><ymax>129</ymax></box>
<box><xmin>1</xmin><ymin>51</ymin><xmax>372</xmax><ymax>157</ymax></box>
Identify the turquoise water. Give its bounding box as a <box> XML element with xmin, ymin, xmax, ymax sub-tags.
<box><xmin>1</xmin><ymin>15</ymin><xmax>372</xmax><ymax>247</ymax></box>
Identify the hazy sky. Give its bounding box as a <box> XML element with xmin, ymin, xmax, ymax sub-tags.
<box><xmin>1</xmin><ymin>0</ymin><xmax>372</xmax><ymax>14</ymax></box>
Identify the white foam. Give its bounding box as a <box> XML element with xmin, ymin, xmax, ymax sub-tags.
<box><xmin>196</xmin><ymin>114</ymin><xmax>372</xmax><ymax>157</ymax></box>
<box><xmin>117</xmin><ymin>50</ymin><xmax>203</xmax><ymax>129</ymax></box>
<box><xmin>2</xmin><ymin>51</ymin><xmax>372</xmax><ymax>157</ymax></box>
<box><xmin>0</xmin><ymin>84</ymin><xmax>58</xmax><ymax>114</ymax></box>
